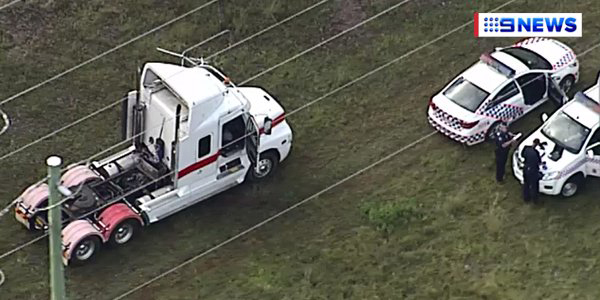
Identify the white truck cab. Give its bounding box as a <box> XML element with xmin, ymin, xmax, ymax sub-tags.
<box><xmin>13</xmin><ymin>59</ymin><xmax>293</xmax><ymax>266</ymax></box>
<box><xmin>513</xmin><ymin>72</ymin><xmax>600</xmax><ymax>197</ymax></box>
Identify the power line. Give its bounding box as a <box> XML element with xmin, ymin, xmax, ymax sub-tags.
<box><xmin>0</xmin><ymin>0</ymin><xmax>413</xmax><ymax>214</ymax></box>
<box><xmin>0</xmin><ymin>0</ymin><xmax>219</xmax><ymax>106</ymax></box>
<box><xmin>0</xmin><ymin>0</ymin><xmax>523</xmax><ymax>264</ymax></box>
<box><xmin>240</xmin><ymin>0</ymin><xmax>411</xmax><ymax>85</ymax></box>
<box><xmin>0</xmin><ymin>0</ymin><xmax>21</xmax><ymax>11</ymax></box>
<box><xmin>0</xmin><ymin>0</ymin><xmax>331</xmax><ymax>163</ymax></box>
<box><xmin>0</xmin><ymin>0</ymin><xmax>413</xmax><ymax>260</ymax></box>
<box><xmin>112</xmin><ymin>132</ymin><xmax>437</xmax><ymax>300</ymax></box>
<box><xmin>110</xmin><ymin>5</ymin><xmax>600</xmax><ymax>300</ymax></box>
<box><xmin>207</xmin><ymin>0</ymin><xmax>330</xmax><ymax>60</ymax></box>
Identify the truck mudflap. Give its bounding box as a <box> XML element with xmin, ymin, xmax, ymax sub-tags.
<box><xmin>60</xmin><ymin>165</ymin><xmax>101</xmax><ymax>188</ymax></box>
<box><xmin>14</xmin><ymin>183</ymin><xmax>50</xmax><ymax>230</ymax></box>
<box><xmin>97</xmin><ymin>203</ymin><xmax>144</xmax><ymax>243</ymax></box>
<box><xmin>61</xmin><ymin>219</ymin><xmax>105</xmax><ymax>266</ymax></box>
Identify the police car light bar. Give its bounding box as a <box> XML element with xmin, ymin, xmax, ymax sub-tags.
<box><xmin>479</xmin><ymin>53</ymin><xmax>516</xmax><ymax>77</ymax></box>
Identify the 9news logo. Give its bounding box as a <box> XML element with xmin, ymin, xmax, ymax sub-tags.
<box><xmin>474</xmin><ymin>13</ymin><xmax>582</xmax><ymax>37</ymax></box>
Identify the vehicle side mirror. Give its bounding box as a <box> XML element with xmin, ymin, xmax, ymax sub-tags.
<box><xmin>541</xmin><ymin>113</ymin><xmax>548</xmax><ymax>122</ymax></box>
<box><xmin>587</xmin><ymin>150</ymin><xmax>594</xmax><ymax>159</ymax></box>
<box><xmin>263</xmin><ymin>117</ymin><xmax>273</xmax><ymax>135</ymax></box>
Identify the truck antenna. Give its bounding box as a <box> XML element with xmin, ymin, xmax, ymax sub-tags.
<box><xmin>156</xmin><ymin>47</ymin><xmax>204</xmax><ymax>67</ymax></box>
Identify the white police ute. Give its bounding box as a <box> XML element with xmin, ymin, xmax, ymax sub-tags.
<box><xmin>513</xmin><ymin>72</ymin><xmax>600</xmax><ymax>197</ymax></box>
<box><xmin>428</xmin><ymin>37</ymin><xmax>579</xmax><ymax>145</ymax></box>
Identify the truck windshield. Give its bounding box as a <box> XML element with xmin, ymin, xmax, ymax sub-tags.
<box><xmin>541</xmin><ymin>111</ymin><xmax>590</xmax><ymax>153</ymax></box>
<box><xmin>442</xmin><ymin>77</ymin><xmax>489</xmax><ymax>112</ymax></box>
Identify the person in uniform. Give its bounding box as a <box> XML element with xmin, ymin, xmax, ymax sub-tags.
<box><xmin>522</xmin><ymin>139</ymin><xmax>543</xmax><ymax>203</ymax></box>
<box><xmin>494</xmin><ymin>123</ymin><xmax>517</xmax><ymax>183</ymax></box>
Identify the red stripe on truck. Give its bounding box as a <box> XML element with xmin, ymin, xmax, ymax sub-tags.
<box><xmin>177</xmin><ymin>113</ymin><xmax>286</xmax><ymax>179</ymax></box>
<box><xmin>177</xmin><ymin>151</ymin><xmax>221</xmax><ymax>178</ymax></box>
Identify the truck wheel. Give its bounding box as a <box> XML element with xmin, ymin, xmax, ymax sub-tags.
<box><xmin>559</xmin><ymin>75</ymin><xmax>575</xmax><ymax>94</ymax></box>
<box><xmin>109</xmin><ymin>219</ymin><xmax>140</xmax><ymax>246</ymax></box>
<box><xmin>70</xmin><ymin>235</ymin><xmax>101</xmax><ymax>266</ymax></box>
<box><xmin>249</xmin><ymin>152</ymin><xmax>278</xmax><ymax>181</ymax></box>
<box><xmin>561</xmin><ymin>175</ymin><xmax>583</xmax><ymax>197</ymax></box>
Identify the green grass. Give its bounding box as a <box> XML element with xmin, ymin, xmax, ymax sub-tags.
<box><xmin>0</xmin><ymin>0</ymin><xmax>599</xmax><ymax>299</ymax></box>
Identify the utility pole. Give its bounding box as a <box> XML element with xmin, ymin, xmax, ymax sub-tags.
<box><xmin>47</xmin><ymin>156</ymin><xmax>66</xmax><ymax>300</ymax></box>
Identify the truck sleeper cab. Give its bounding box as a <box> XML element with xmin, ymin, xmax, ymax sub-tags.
<box><xmin>13</xmin><ymin>61</ymin><xmax>293</xmax><ymax>266</ymax></box>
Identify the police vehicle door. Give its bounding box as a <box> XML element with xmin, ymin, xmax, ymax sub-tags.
<box><xmin>585</xmin><ymin>128</ymin><xmax>600</xmax><ymax>177</ymax></box>
<box><xmin>216</xmin><ymin>113</ymin><xmax>250</xmax><ymax>187</ymax></box>
<box><xmin>547</xmin><ymin>75</ymin><xmax>568</xmax><ymax>108</ymax></box>
<box><xmin>483</xmin><ymin>80</ymin><xmax>523</xmax><ymax>124</ymax></box>
<box><xmin>516</xmin><ymin>72</ymin><xmax>547</xmax><ymax>113</ymax></box>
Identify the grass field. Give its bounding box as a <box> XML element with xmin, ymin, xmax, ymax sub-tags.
<box><xmin>1</xmin><ymin>0</ymin><xmax>600</xmax><ymax>299</ymax></box>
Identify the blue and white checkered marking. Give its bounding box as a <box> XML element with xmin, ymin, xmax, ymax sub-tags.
<box><xmin>480</xmin><ymin>104</ymin><xmax>524</xmax><ymax>122</ymax></box>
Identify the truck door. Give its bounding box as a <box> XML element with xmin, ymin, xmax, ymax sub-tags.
<box><xmin>547</xmin><ymin>75</ymin><xmax>568</xmax><ymax>108</ymax></box>
<box><xmin>216</xmin><ymin>114</ymin><xmax>251</xmax><ymax>187</ymax></box>
<box><xmin>245</xmin><ymin>115</ymin><xmax>259</xmax><ymax>168</ymax></box>
<box><xmin>585</xmin><ymin>129</ymin><xmax>600</xmax><ymax>177</ymax></box>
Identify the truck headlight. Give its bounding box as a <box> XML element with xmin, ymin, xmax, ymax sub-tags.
<box><xmin>542</xmin><ymin>171</ymin><xmax>560</xmax><ymax>181</ymax></box>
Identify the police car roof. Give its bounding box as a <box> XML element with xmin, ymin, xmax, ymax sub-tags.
<box><xmin>462</xmin><ymin>62</ymin><xmax>508</xmax><ymax>93</ymax></box>
<box><xmin>461</xmin><ymin>51</ymin><xmax>529</xmax><ymax>93</ymax></box>
<box><xmin>562</xmin><ymin>84</ymin><xmax>600</xmax><ymax>129</ymax></box>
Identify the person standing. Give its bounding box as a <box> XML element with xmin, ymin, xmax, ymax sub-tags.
<box><xmin>494</xmin><ymin>123</ymin><xmax>517</xmax><ymax>183</ymax></box>
<box><xmin>522</xmin><ymin>139</ymin><xmax>543</xmax><ymax>203</ymax></box>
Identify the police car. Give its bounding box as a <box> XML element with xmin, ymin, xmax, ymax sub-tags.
<box><xmin>428</xmin><ymin>37</ymin><xmax>579</xmax><ymax>145</ymax></box>
<box><xmin>513</xmin><ymin>72</ymin><xmax>600</xmax><ymax>197</ymax></box>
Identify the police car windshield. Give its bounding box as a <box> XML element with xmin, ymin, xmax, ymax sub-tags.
<box><xmin>501</xmin><ymin>47</ymin><xmax>552</xmax><ymax>70</ymax></box>
<box><xmin>541</xmin><ymin>111</ymin><xmax>590</xmax><ymax>153</ymax></box>
<box><xmin>442</xmin><ymin>77</ymin><xmax>489</xmax><ymax>112</ymax></box>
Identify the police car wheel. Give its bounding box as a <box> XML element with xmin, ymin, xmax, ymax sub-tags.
<box><xmin>559</xmin><ymin>75</ymin><xmax>575</xmax><ymax>94</ymax></box>
<box><xmin>561</xmin><ymin>175</ymin><xmax>582</xmax><ymax>197</ymax></box>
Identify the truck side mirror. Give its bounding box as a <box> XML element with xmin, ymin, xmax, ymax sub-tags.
<box><xmin>263</xmin><ymin>117</ymin><xmax>273</xmax><ymax>135</ymax></box>
<box><xmin>587</xmin><ymin>150</ymin><xmax>594</xmax><ymax>159</ymax></box>
<box><xmin>541</xmin><ymin>113</ymin><xmax>548</xmax><ymax>122</ymax></box>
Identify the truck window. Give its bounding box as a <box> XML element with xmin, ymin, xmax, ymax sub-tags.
<box><xmin>198</xmin><ymin>135</ymin><xmax>211</xmax><ymax>158</ymax></box>
<box><xmin>222</xmin><ymin>116</ymin><xmax>245</xmax><ymax>153</ymax></box>
<box><xmin>143</xmin><ymin>69</ymin><xmax>159</xmax><ymax>88</ymax></box>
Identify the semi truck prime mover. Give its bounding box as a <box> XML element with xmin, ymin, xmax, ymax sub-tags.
<box><xmin>13</xmin><ymin>60</ymin><xmax>293</xmax><ymax>266</ymax></box>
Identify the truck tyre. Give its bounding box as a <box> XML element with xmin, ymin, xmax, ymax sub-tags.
<box><xmin>109</xmin><ymin>219</ymin><xmax>140</xmax><ymax>246</ymax></box>
<box><xmin>70</xmin><ymin>235</ymin><xmax>101</xmax><ymax>266</ymax></box>
<box><xmin>485</xmin><ymin>121</ymin><xmax>502</xmax><ymax>143</ymax></box>
<box><xmin>561</xmin><ymin>174</ymin><xmax>583</xmax><ymax>198</ymax></box>
<box><xmin>559</xmin><ymin>75</ymin><xmax>575</xmax><ymax>94</ymax></box>
<box><xmin>249</xmin><ymin>151</ymin><xmax>278</xmax><ymax>181</ymax></box>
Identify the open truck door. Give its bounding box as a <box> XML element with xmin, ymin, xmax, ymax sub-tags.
<box><xmin>547</xmin><ymin>74</ymin><xmax>569</xmax><ymax>108</ymax></box>
<box><xmin>245</xmin><ymin>115</ymin><xmax>261</xmax><ymax>175</ymax></box>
